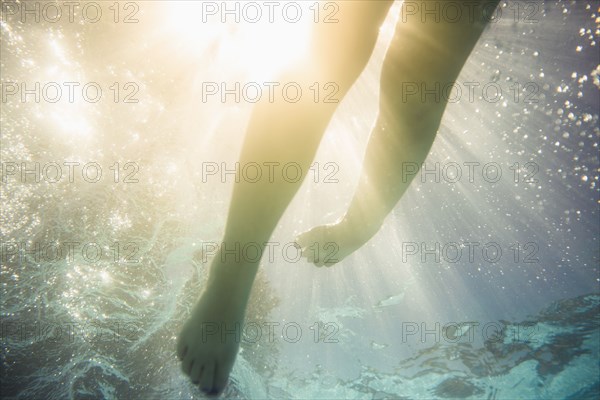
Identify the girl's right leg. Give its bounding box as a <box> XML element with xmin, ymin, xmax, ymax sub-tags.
<box><xmin>298</xmin><ymin>0</ymin><xmax>501</xmax><ymax>266</ymax></box>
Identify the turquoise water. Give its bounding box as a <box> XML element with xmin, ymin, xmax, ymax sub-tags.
<box><xmin>1</xmin><ymin>1</ymin><xmax>599</xmax><ymax>399</ymax></box>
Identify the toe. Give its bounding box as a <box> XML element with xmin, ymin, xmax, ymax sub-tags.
<box><xmin>182</xmin><ymin>356</ymin><xmax>194</xmax><ymax>376</ymax></box>
<box><xmin>212</xmin><ymin>362</ymin><xmax>229</xmax><ymax>395</ymax></box>
<box><xmin>177</xmin><ymin>344</ymin><xmax>187</xmax><ymax>361</ymax></box>
<box><xmin>199</xmin><ymin>362</ymin><xmax>216</xmax><ymax>393</ymax></box>
<box><xmin>314</xmin><ymin>253</ymin><xmax>324</xmax><ymax>267</ymax></box>
<box><xmin>295</xmin><ymin>233</ymin><xmax>308</xmax><ymax>248</ymax></box>
<box><xmin>307</xmin><ymin>251</ymin><xmax>317</xmax><ymax>265</ymax></box>
<box><xmin>176</xmin><ymin>334</ymin><xmax>187</xmax><ymax>360</ymax></box>
<box><xmin>300</xmin><ymin>245</ymin><xmax>316</xmax><ymax>264</ymax></box>
<box><xmin>190</xmin><ymin>360</ymin><xmax>203</xmax><ymax>384</ymax></box>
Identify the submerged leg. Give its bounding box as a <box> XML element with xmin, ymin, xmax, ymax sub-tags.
<box><xmin>177</xmin><ymin>2</ymin><xmax>394</xmax><ymax>395</ymax></box>
<box><xmin>298</xmin><ymin>0</ymin><xmax>501</xmax><ymax>266</ymax></box>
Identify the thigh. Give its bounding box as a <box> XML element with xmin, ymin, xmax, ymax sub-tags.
<box><xmin>381</xmin><ymin>0</ymin><xmax>500</xmax><ymax>116</ymax></box>
<box><xmin>309</xmin><ymin>1</ymin><xmax>395</xmax><ymax>86</ymax></box>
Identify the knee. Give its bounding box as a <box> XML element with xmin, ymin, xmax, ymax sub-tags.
<box><xmin>312</xmin><ymin>28</ymin><xmax>379</xmax><ymax>92</ymax></box>
<box><xmin>308</xmin><ymin>2</ymin><xmax>392</xmax><ymax>92</ymax></box>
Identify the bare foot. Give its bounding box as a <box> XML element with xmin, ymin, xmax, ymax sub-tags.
<box><xmin>296</xmin><ymin>217</ymin><xmax>379</xmax><ymax>267</ymax></box>
<box><xmin>176</xmin><ymin>272</ymin><xmax>248</xmax><ymax>395</ymax></box>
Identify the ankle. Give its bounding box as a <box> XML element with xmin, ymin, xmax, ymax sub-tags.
<box><xmin>206</xmin><ymin>258</ymin><xmax>258</xmax><ymax>298</ymax></box>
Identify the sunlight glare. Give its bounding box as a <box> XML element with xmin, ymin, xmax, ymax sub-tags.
<box><xmin>164</xmin><ymin>1</ymin><xmax>311</xmax><ymax>80</ymax></box>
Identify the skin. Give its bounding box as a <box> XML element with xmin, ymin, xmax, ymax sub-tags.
<box><xmin>177</xmin><ymin>0</ymin><xmax>500</xmax><ymax>395</ymax></box>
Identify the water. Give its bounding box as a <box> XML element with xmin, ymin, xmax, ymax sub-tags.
<box><xmin>1</xmin><ymin>1</ymin><xmax>599</xmax><ymax>399</ymax></box>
